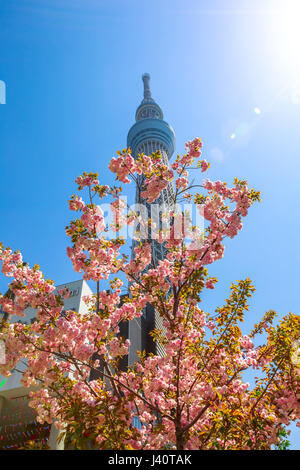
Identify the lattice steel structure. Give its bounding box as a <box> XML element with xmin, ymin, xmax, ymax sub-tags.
<box><xmin>127</xmin><ymin>74</ymin><xmax>176</xmax><ymax>363</ymax></box>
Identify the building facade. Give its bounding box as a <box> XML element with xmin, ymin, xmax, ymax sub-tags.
<box><xmin>0</xmin><ymin>279</ymin><xmax>93</xmax><ymax>449</ymax></box>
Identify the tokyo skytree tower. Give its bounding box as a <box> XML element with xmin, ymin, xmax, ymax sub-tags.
<box><xmin>126</xmin><ymin>74</ymin><xmax>176</xmax><ymax>363</ymax></box>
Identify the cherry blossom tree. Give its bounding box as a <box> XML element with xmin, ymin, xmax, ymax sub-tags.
<box><xmin>0</xmin><ymin>138</ymin><xmax>299</xmax><ymax>450</ymax></box>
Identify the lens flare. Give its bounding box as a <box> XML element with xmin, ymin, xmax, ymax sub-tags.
<box><xmin>270</xmin><ymin>1</ymin><xmax>300</xmax><ymax>78</ymax></box>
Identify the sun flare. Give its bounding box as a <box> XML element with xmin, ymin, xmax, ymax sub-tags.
<box><xmin>270</xmin><ymin>1</ymin><xmax>300</xmax><ymax>77</ymax></box>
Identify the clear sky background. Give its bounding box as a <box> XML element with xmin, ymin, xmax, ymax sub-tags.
<box><xmin>0</xmin><ymin>0</ymin><xmax>299</xmax><ymax>448</ymax></box>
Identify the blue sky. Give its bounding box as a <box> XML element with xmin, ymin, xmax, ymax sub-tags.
<box><xmin>0</xmin><ymin>0</ymin><xmax>299</xmax><ymax>448</ymax></box>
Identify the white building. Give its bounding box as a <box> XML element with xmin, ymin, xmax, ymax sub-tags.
<box><xmin>0</xmin><ymin>279</ymin><xmax>93</xmax><ymax>449</ymax></box>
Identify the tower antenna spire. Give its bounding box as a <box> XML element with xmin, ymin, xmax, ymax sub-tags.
<box><xmin>142</xmin><ymin>73</ymin><xmax>152</xmax><ymax>99</ymax></box>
